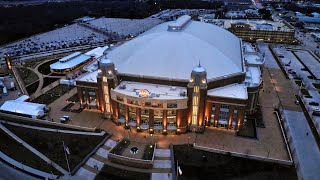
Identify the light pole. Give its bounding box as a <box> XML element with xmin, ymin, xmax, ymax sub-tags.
<box><xmin>62</xmin><ymin>141</ymin><xmax>71</xmax><ymax>176</ymax></box>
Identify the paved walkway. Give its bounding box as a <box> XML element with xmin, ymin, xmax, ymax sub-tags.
<box><xmin>26</xmin><ymin>67</ymin><xmax>43</xmax><ymax>95</ymax></box>
<box><xmin>74</xmin><ymin>139</ymin><xmax>117</xmax><ymax>180</ymax></box>
<box><xmin>0</xmin><ymin>160</ymin><xmax>39</xmax><ymax>180</ymax></box>
<box><xmin>151</xmin><ymin>148</ymin><xmax>172</xmax><ymax>180</ymax></box>
<box><xmin>257</xmin><ymin>43</ymin><xmax>280</xmax><ymax>69</ymax></box>
<box><xmin>282</xmin><ymin>110</ymin><xmax>320</xmax><ymax>180</ymax></box>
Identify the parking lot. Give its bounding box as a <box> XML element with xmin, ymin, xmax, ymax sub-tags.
<box><xmin>271</xmin><ymin>45</ymin><xmax>320</xmax><ymax>134</ymax></box>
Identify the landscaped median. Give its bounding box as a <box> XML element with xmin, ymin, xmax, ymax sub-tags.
<box><xmin>1</xmin><ymin>122</ymin><xmax>108</xmax><ymax>176</ymax></box>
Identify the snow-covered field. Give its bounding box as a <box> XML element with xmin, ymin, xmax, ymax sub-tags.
<box><xmin>2</xmin><ymin>24</ymin><xmax>107</xmax><ymax>57</ymax></box>
<box><xmin>88</xmin><ymin>17</ymin><xmax>163</xmax><ymax>37</ymax></box>
<box><xmin>0</xmin><ymin>9</ymin><xmax>215</xmax><ymax>58</ymax></box>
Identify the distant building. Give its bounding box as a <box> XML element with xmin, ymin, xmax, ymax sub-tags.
<box><xmin>49</xmin><ymin>46</ymin><xmax>108</xmax><ymax>78</ymax></box>
<box><xmin>74</xmin><ymin>16</ymin><xmax>95</xmax><ymax>23</ymax></box>
<box><xmin>311</xmin><ymin>32</ymin><xmax>320</xmax><ymax>42</ymax></box>
<box><xmin>75</xmin><ymin>15</ymin><xmax>264</xmax><ymax>134</ymax></box>
<box><xmin>225</xmin><ymin>19</ymin><xmax>296</xmax><ymax>44</ymax></box>
<box><xmin>295</xmin><ymin>12</ymin><xmax>320</xmax><ymax>24</ymax></box>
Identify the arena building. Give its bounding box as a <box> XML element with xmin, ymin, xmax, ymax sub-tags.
<box><xmin>75</xmin><ymin>15</ymin><xmax>264</xmax><ymax>134</ymax></box>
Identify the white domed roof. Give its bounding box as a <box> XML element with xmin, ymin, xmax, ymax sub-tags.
<box><xmin>107</xmin><ymin>16</ymin><xmax>243</xmax><ymax>81</ymax></box>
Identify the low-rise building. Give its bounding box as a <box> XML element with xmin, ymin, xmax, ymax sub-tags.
<box><xmin>225</xmin><ymin>19</ymin><xmax>296</xmax><ymax>44</ymax></box>
<box><xmin>0</xmin><ymin>99</ymin><xmax>48</xmax><ymax>119</ymax></box>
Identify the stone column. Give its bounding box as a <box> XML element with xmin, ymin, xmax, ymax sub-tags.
<box><xmin>177</xmin><ymin>109</ymin><xmax>188</xmax><ymax>133</ymax></box>
<box><xmin>149</xmin><ymin>109</ymin><xmax>154</xmax><ymax>131</ymax></box>
<box><xmin>125</xmin><ymin>105</ymin><xmax>129</xmax><ymax>126</ymax></box>
<box><xmin>214</xmin><ymin>104</ymin><xmax>221</xmax><ymax>127</ymax></box>
<box><xmin>77</xmin><ymin>87</ymin><xmax>83</xmax><ymax>107</ymax></box>
<box><xmin>163</xmin><ymin>110</ymin><xmax>167</xmax><ymax>132</ymax></box>
<box><xmin>136</xmin><ymin>107</ymin><xmax>141</xmax><ymax>128</ymax></box>
<box><xmin>237</xmin><ymin>108</ymin><xmax>245</xmax><ymax>130</ymax></box>
<box><xmin>205</xmin><ymin>101</ymin><xmax>212</xmax><ymax>126</ymax></box>
<box><xmin>197</xmin><ymin>89</ymin><xmax>207</xmax><ymax>129</ymax></box>
<box><xmin>111</xmin><ymin>100</ymin><xmax>119</xmax><ymax>121</ymax></box>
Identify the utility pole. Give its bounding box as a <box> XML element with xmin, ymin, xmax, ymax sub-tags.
<box><xmin>62</xmin><ymin>141</ymin><xmax>71</xmax><ymax>176</ymax></box>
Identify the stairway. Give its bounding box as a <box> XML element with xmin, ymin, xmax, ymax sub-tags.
<box><xmin>74</xmin><ymin>139</ymin><xmax>117</xmax><ymax>180</ymax></box>
<box><xmin>151</xmin><ymin>148</ymin><xmax>173</xmax><ymax>180</ymax></box>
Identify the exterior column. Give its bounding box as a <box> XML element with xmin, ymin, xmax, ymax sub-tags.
<box><xmin>228</xmin><ymin>106</ymin><xmax>235</xmax><ymax>129</ymax></box>
<box><xmin>214</xmin><ymin>104</ymin><xmax>220</xmax><ymax>127</ymax></box>
<box><xmin>205</xmin><ymin>101</ymin><xmax>212</xmax><ymax>126</ymax></box>
<box><xmin>176</xmin><ymin>109</ymin><xmax>188</xmax><ymax>133</ymax></box>
<box><xmin>237</xmin><ymin>108</ymin><xmax>245</xmax><ymax>130</ymax></box>
<box><xmin>96</xmin><ymin>76</ymin><xmax>105</xmax><ymax>113</ymax></box>
<box><xmin>197</xmin><ymin>89</ymin><xmax>207</xmax><ymax>130</ymax></box>
<box><xmin>187</xmin><ymin>87</ymin><xmax>193</xmax><ymax>126</ymax></box>
<box><xmin>163</xmin><ymin>110</ymin><xmax>167</xmax><ymax>132</ymax></box>
<box><xmin>125</xmin><ymin>105</ymin><xmax>129</xmax><ymax>126</ymax></box>
<box><xmin>149</xmin><ymin>109</ymin><xmax>154</xmax><ymax>133</ymax></box>
<box><xmin>136</xmin><ymin>108</ymin><xmax>141</xmax><ymax>128</ymax></box>
<box><xmin>111</xmin><ymin>100</ymin><xmax>119</xmax><ymax>121</ymax></box>
<box><xmin>77</xmin><ymin>87</ymin><xmax>83</xmax><ymax>107</ymax></box>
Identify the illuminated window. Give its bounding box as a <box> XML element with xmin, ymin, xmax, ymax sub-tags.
<box><xmin>141</xmin><ymin>109</ymin><xmax>149</xmax><ymax>125</ymax></box>
<box><xmin>129</xmin><ymin>106</ymin><xmax>136</xmax><ymax>121</ymax></box>
<box><xmin>210</xmin><ymin>104</ymin><xmax>215</xmax><ymax>125</ymax></box>
<box><xmin>194</xmin><ymin>86</ymin><xmax>199</xmax><ymax>93</ymax></box>
<box><xmin>104</xmin><ymin>85</ymin><xmax>110</xmax><ymax>112</ymax></box>
<box><xmin>191</xmin><ymin>86</ymin><xmax>200</xmax><ymax>126</ymax></box>
<box><xmin>232</xmin><ymin>109</ymin><xmax>238</xmax><ymax>128</ymax></box>
<box><xmin>168</xmin><ymin>110</ymin><xmax>176</xmax><ymax>125</ymax></box>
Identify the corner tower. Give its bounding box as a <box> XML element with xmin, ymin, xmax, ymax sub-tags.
<box><xmin>187</xmin><ymin>64</ymin><xmax>207</xmax><ymax>132</ymax></box>
<box><xmin>97</xmin><ymin>52</ymin><xmax>118</xmax><ymax>118</ymax></box>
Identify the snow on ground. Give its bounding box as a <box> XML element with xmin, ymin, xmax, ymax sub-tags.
<box><xmin>294</xmin><ymin>50</ymin><xmax>320</xmax><ymax>79</ymax></box>
<box><xmin>2</xmin><ymin>24</ymin><xmax>107</xmax><ymax>57</ymax></box>
<box><xmin>257</xmin><ymin>43</ymin><xmax>280</xmax><ymax>69</ymax></box>
<box><xmin>88</xmin><ymin>17</ymin><xmax>163</xmax><ymax>37</ymax></box>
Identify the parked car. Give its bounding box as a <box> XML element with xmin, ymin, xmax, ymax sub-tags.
<box><xmin>60</xmin><ymin>117</ymin><xmax>67</xmax><ymax>123</ymax></box>
<box><xmin>312</xmin><ymin>111</ymin><xmax>320</xmax><ymax>117</ymax></box>
<box><xmin>63</xmin><ymin>115</ymin><xmax>70</xmax><ymax>121</ymax></box>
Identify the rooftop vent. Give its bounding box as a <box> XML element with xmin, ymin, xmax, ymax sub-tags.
<box><xmin>170</xmin><ymin>87</ymin><xmax>177</xmax><ymax>91</ymax></box>
<box><xmin>119</xmin><ymin>85</ymin><xmax>126</xmax><ymax>89</ymax></box>
<box><xmin>180</xmin><ymin>91</ymin><xmax>186</xmax><ymax>97</ymax></box>
<box><xmin>168</xmin><ymin>15</ymin><xmax>191</xmax><ymax>32</ymax></box>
